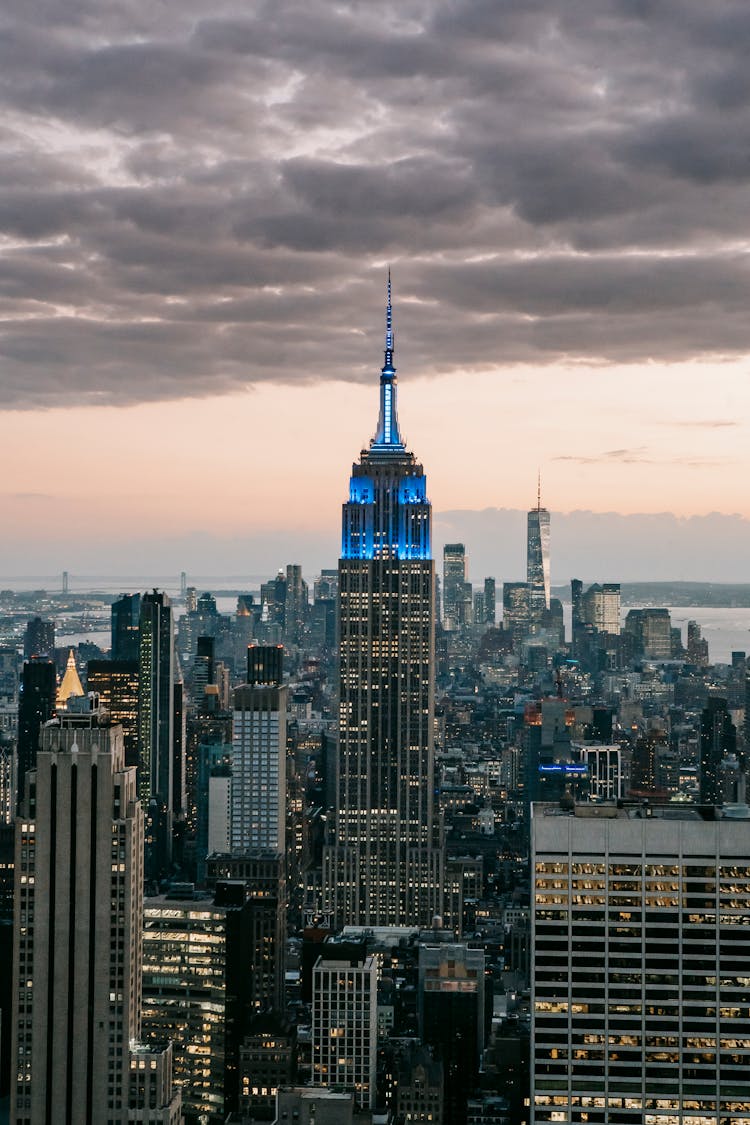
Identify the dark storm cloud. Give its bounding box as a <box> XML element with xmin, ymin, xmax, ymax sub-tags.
<box><xmin>2</xmin><ymin>0</ymin><xmax>750</xmax><ymax>407</ymax></box>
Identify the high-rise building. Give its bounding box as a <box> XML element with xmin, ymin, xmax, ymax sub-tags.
<box><xmin>16</xmin><ymin>659</ymin><xmax>56</xmax><ymax>815</ymax></box>
<box><xmin>205</xmin><ymin>850</ymin><xmax>286</xmax><ymax>1014</ymax></box>
<box><xmin>231</xmin><ymin>646</ymin><xmax>287</xmax><ymax>853</ymax></box>
<box><xmin>483</xmin><ymin>577</ymin><xmax>496</xmax><ymax>626</ymax></box>
<box><xmin>138</xmin><ymin>591</ymin><xmax>177</xmax><ymax>874</ymax></box>
<box><xmin>23</xmin><ymin>618</ymin><xmax>54</xmax><ymax>661</ymax></box>
<box><xmin>111</xmin><ymin>593</ymin><xmax>141</xmax><ymax>662</ymax></box>
<box><xmin>419</xmin><ymin>943</ymin><xmax>486</xmax><ymax>1125</ymax></box>
<box><xmin>624</xmin><ymin>607</ymin><xmax>673</xmax><ymax>660</ymax></box>
<box><xmin>580</xmin><ymin>582</ymin><xmax>621</xmax><ymax>635</ymax></box>
<box><xmin>10</xmin><ymin>699</ymin><xmax>181</xmax><ymax>1124</ymax></box>
<box><xmin>443</xmin><ymin>544</ymin><xmax>468</xmax><ymax>630</ymax></box>
<box><xmin>322</xmin><ymin>280</ymin><xmax>442</xmax><ymax>927</ymax></box>
<box><xmin>527</xmin><ymin>482</ymin><xmax>550</xmax><ymax>625</ymax></box>
<box><xmin>284</xmin><ymin>563</ymin><xmax>308</xmax><ymax>646</ymax></box>
<box><xmin>86</xmin><ymin>659</ymin><xmax>139</xmax><ymax>767</ymax></box>
<box><xmin>531</xmin><ymin>801</ymin><xmax>750</xmax><ymax>1123</ymax></box>
<box><xmin>700</xmin><ymin>696</ymin><xmax>736</xmax><ymax>805</ymax></box>
<box><xmin>312</xmin><ymin>952</ymin><xmax>378</xmax><ymax>1108</ymax></box>
<box><xmin>0</xmin><ymin>646</ymin><xmax>19</xmax><ymax>704</ymax></box>
<box><xmin>142</xmin><ymin>881</ymin><xmax>260</xmax><ymax>1121</ymax></box>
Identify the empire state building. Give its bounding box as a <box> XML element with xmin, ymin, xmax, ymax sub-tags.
<box><xmin>322</xmin><ymin>280</ymin><xmax>443</xmax><ymax>928</ymax></box>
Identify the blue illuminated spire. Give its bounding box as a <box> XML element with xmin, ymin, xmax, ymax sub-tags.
<box><xmin>372</xmin><ymin>269</ymin><xmax>404</xmax><ymax>449</ymax></box>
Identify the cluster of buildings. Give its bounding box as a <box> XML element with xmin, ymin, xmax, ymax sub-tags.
<box><xmin>0</xmin><ymin>286</ymin><xmax>749</xmax><ymax>1123</ymax></box>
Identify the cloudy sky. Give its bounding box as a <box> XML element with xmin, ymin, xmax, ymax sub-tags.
<box><xmin>2</xmin><ymin>0</ymin><xmax>750</xmax><ymax>582</ymax></box>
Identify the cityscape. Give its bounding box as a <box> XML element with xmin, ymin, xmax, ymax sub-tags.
<box><xmin>4</xmin><ymin>2</ymin><xmax>750</xmax><ymax>1125</ymax></box>
<box><xmin>1</xmin><ymin>283</ymin><xmax>749</xmax><ymax>1125</ymax></box>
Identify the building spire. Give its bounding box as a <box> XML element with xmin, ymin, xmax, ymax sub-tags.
<box><xmin>384</xmin><ymin>267</ymin><xmax>394</xmax><ymax>371</ymax></box>
<box><xmin>537</xmin><ymin>469</ymin><xmax>541</xmax><ymax>511</ymax></box>
<box><xmin>372</xmin><ymin>269</ymin><xmax>404</xmax><ymax>449</ymax></box>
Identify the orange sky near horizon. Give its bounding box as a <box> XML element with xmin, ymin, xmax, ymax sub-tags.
<box><xmin>2</xmin><ymin>357</ymin><xmax>749</xmax><ymax>546</ymax></box>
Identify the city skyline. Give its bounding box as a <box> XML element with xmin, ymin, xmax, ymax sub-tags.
<box><xmin>3</xmin><ymin>2</ymin><xmax>750</xmax><ymax>580</ymax></box>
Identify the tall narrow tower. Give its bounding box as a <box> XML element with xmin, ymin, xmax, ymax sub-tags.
<box><xmin>138</xmin><ymin>590</ymin><xmax>177</xmax><ymax>877</ymax></box>
<box><xmin>527</xmin><ymin>474</ymin><xmax>551</xmax><ymax>626</ymax></box>
<box><xmin>322</xmin><ymin>277</ymin><xmax>442</xmax><ymax>927</ymax></box>
<box><xmin>12</xmin><ymin>700</ymin><xmax>144</xmax><ymax>1123</ymax></box>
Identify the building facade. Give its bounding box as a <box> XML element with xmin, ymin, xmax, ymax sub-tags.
<box><xmin>312</xmin><ymin>953</ymin><xmax>378</xmax><ymax>1108</ymax></box>
<box><xmin>531</xmin><ymin>802</ymin><xmax>750</xmax><ymax>1123</ymax></box>
<box><xmin>322</xmin><ymin>280</ymin><xmax>442</xmax><ymax>928</ymax></box>
<box><xmin>11</xmin><ymin>702</ymin><xmax>147</xmax><ymax>1124</ymax></box>
<box><xmin>231</xmin><ymin>646</ymin><xmax>287</xmax><ymax>853</ymax></box>
<box><xmin>527</xmin><ymin>487</ymin><xmax>551</xmax><ymax>626</ymax></box>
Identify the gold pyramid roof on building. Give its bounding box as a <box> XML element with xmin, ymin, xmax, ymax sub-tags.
<box><xmin>57</xmin><ymin>648</ymin><xmax>84</xmax><ymax>708</ymax></box>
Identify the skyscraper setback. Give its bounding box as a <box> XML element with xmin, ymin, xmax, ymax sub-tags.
<box><xmin>322</xmin><ymin>279</ymin><xmax>442</xmax><ymax>927</ymax></box>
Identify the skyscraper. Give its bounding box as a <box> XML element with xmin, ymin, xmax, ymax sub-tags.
<box><xmin>23</xmin><ymin>618</ymin><xmax>54</xmax><ymax>661</ymax></box>
<box><xmin>531</xmin><ymin>801</ymin><xmax>750</xmax><ymax>1123</ymax></box>
<box><xmin>322</xmin><ymin>278</ymin><xmax>442</xmax><ymax>927</ymax></box>
<box><xmin>483</xmin><ymin>577</ymin><xmax>496</xmax><ymax>626</ymax></box>
<box><xmin>138</xmin><ymin>590</ymin><xmax>177</xmax><ymax>876</ymax></box>
<box><xmin>527</xmin><ymin>479</ymin><xmax>550</xmax><ymax>626</ymax></box>
<box><xmin>443</xmin><ymin>543</ymin><xmax>467</xmax><ymax>630</ymax></box>
<box><xmin>111</xmin><ymin>593</ymin><xmax>141</xmax><ymax>663</ymax></box>
<box><xmin>16</xmin><ymin>659</ymin><xmax>56</xmax><ymax>815</ymax></box>
<box><xmin>700</xmin><ymin>696</ymin><xmax>736</xmax><ymax>805</ymax></box>
<box><xmin>231</xmin><ymin>646</ymin><xmax>287</xmax><ymax>853</ymax></box>
<box><xmin>11</xmin><ymin>699</ymin><xmax>154</xmax><ymax>1123</ymax></box>
<box><xmin>312</xmin><ymin>952</ymin><xmax>378</xmax><ymax>1108</ymax></box>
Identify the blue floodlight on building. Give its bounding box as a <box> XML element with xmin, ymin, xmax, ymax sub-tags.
<box><xmin>341</xmin><ymin>274</ymin><xmax>431</xmax><ymax>561</ymax></box>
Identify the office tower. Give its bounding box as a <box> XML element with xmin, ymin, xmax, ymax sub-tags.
<box><xmin>172</xmin><ymin>671</ymin><xmax>186</xmax><ymax>825</ymax></box>
<box><xmin>531</xmin><ymin>802</ymin><xmax>750</xmax><ymax>1124</ymax></box>
<box><xmin>11</xmin><ymin>700</ymin><xmax>148</xmax><ymax>1123</ymax></box>
<box><xmin>502</xmin><ymin>581</ymin><xmax>530</xmax><ymax>641</ymax></box>
<box><xmin>322</xmin><ymin>279</ymin><xmax>442</xmax><ymax>927</ymax></box>
<box><xmin>527</xmin><ymin>481</ymin><xmax>551</xmax><ymax>626</ymax></box>
<box><xmin>311</xmin><ymin>571</ymin><xmax>338</xmax><ymax>653</ymax></box>
<box><xmin>232</xmin><ymin>646</ymin><xmax>287</xmax><ymax>852</ymax></box>
<box><xmin>142</xmin><ymin>879</ymin><xmax>270</xmax><ymax>1120</ymax></box>
<box><xmin>23</xmin><ymin>617</ymin><xmax>54</xmax><ymax>660</ymax></box>
<box><xmin>687</xmin><ymin>619</ymin><xmax>710</xmax><ymax>666</ymax></box>
<box><xmin>284</xmin><ymin>563</ymin><xmax>308</xmax><ymax>646</ymax></box>
<box><xmin>419</xmin><ymin>943</ymin><xmax>486</xmax><ymax>1125</ymax></box>
<box><xmin>700</xmin><ymin>696</ymin><xmax>736</xmax><ymax>805</ymax></box>
<box><xmin>16</xmin><ymin>659</ymin><xmax>56</xmax><ymax>815</ymax></box>
<box><xmin>570</xmin><ymin>578</ymin><xmax>583</xmax><ymax>646</ymax></box>
<box><xmin>483</xmin><ymin>577</ymin><xmax>496</xmax><ymax>626</ymax></box>
<box><xmin>238</xmin><ymin>1016</ymin><xmax>295</xmax><ymax>1121</ymax></box>
<box><xmin>247</xmin><ymin>642</ymin><xmax>284</xmax><ymax>687</ymax></box>
<box><xmin>580</xmin><ymin>582</ymin><xmax>621</xmax><ymax>635</ymax></box>
<box><xmin>443</xmin><ymin>543</ymin><xmax>467</xmax><ymax>629</ymax></box>
<box><xmin>312</xmin><ymin>952</ymin><xmax>378</xmax><ymax>1108</ymax></box>
<box><xmin>111</xmin><ymin>593</ymin><xmax>141</xmax><ymax>662</ymax></box>
<box><xmin>473</xmin><ymin>589</ymin><xmax>486</xmax><ymax>625</ymax></box>
<box><xmin>0</xmin><ymin>646</ymin><xmax>19</xmax><ymax>704</ymax></box>
<box><xmin>0</xmin><ymin>823</ymin><xmax>14</xmax><ymax>1100</ymax></box>
<box><xmin>188</xmin><ymin>709</ymin><xmax>232</xmax><ymax>876</ymax></box>
<box><xmin>205</xmin><ymin>851</ymin><xmax>286</xmax><ymax>1014</ymax></box>
<box><xmin>191</xmin><ymin>634</ymin><xmax>215</xmax><ymax>698</ymax></box>
<box><xmin>55</xmin><ymin>648</ymin><xmax>84</xmax><ymax>709</ymax></box>
<box><xmin>624</xmin><ymin>607</ymin><xmax>673</xmax><ymax>660</ymax></box>
<box><xmin>138</xmin><ymin>590</ymin><xmax>176</xmax><ymax>873</ymax></box>
<box><xmin>86</xmin><ymin>658</ymin><xmax>139</xmax><ymax>766</ymax></box>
